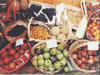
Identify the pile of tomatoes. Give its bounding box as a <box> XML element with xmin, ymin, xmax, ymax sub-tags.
<box><xmin>72</xmin><ymin>46</ymin><xmax>100</xmax><ymax>70</ymax></box>
<box><xmin>0</xmin><ymin>42</ymin><xmax>31</xmax><ymax>72</ymax></box>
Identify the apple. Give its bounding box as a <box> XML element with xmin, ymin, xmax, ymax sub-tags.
<box><xmin>54</xmin><ymin>61</ymin><xmax>62</xmax><ymax>69</ymax></box>
<box><xmin>93</xmin><ymin>51</ymin><xmax>97</xmax><ymax>55</ymax></box>
<box><xmin>82</xmin><ymin>51</ymin><xmax>87</xmax><ymax>56</ymax></box>
<box><xmin>93</xmin><ymin>56</ymin><xmax>99</xmax><ymax>62</ymax></box>
<box><xmin>80</xmin><ymin>57</ymin><xmax>85</xmax><ymax>63</ymax></box>
<box><xmin>88</xmin><ymin>59</ymin><xmax>94</xmax><ymax>64</ymax></box>
<box><xmin>56</xmin><ymin>53</ymin><xmax>64</xmax><ymax>60</ymax></box>
<box><xmin>72</xmin><ymin>54</ymin><xmax>77</xmax><ymax>60</ymax></box>
<box><xmin>85</xmin><ymin>55</ymin><xmax>89</xmax><ymax>59</ymax></box>
<box><xmin>90</xmin><ymin>66</ymin><xmax>95</xmax><ymax>70</ymax></box>
<box><xmin>78</xmin><ymin>54</ymin><xmax>82</xmax><ymax>59</ymax></box>
<box><xmin>89</xmin><ymin>56</ymin><xmax>93</xmax><ymax>59</ymax></box>
<box><xmin>45</xmin><ymin>59</ymin><xmax>52</xmax><ymax>67</ymax></box>
<box><xmin>32</xmin><ymin>60</ymin><xmax>38</xmax><ymax>67</ymax></box>
<box><xmin>43</xmin><ymin>47</ymin><xmax>50</xmax><ymax>52</ymax></box>
<box><xmin>63</xmin><ymin>49</ymin><xmax>69</xmax><ymax>57</ymax></box>
<box><xmin>50</xmin><ymin>48</ymin><xmax>57</xmax><ymax>55</ymax></box>
<box><xmin>38</xmin><ymin>54</ymin><xmax>43</xmax><ymax>59</ymax></box>
<box><xmin>57</xmin><ymin>44</ymin><xmax>64</xmax><ymax>51</ymax></box>
<box><xmin>39</xmin><ymin>66</ymin><xmax>45</xmax><ymax>70</ymax></box>
<box><xmin>41</xmin><ymin>44</ymin><xmax>46</xmax><ymax>49</ymax></box>
<box><xmin>49</xmin><ymin>65</ymin><xmax>55</xmax><ymax>71</ymax></box>
<box><xmin>33</xmin><ymin>55</ymin><xmax>38</xmax><ymax>60</ymax></box>
<box><xmin>43</xmin><ymin>53</ymin><xmax>50</xmax><ymax>59</ymax></box>
<box><xmin>60</xmin><ymin>58</ymin><xmax>67</xmax><ymax>66</ymax></box>
<box><xmin>38</xmin><ymin>58</ymin><xmax>44</xmax><ymax>66</ymax></box>
<box><xmin>75</xmin><ymin>59</ymin><xmax>82</xmax><ymax>65</ymax></box>
<box><xmin>80</xmin><ymin>64</ymin><xmax>85</xmax><ymax>69</ymax></box>
<box><xmin>57</xmin><ymin>51</ymin><xmax>62</xmax><ymax>54</ymax></box>
<box><xmin>64</xmin><ymin>66</ymin><xmax>70</xmax><ymax>73</ymax></box>
<box><xmin>88</xmin><ymin>51</ymin><xmax>93</xmax><ymax>55</ymax></box>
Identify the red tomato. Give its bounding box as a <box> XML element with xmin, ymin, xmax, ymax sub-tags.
<box><xmin>14</xmin><ymin>53</ymin><xmax>20</xmax><ymax>59</ymax></box>
<box><xmin>21</xmin><ymin>43</ymin><xmax>27</xmax><ymax>49</ymax></box>
<box><xmin>0</xmin><ymin>60</ymin><xmax>4</xmax><ymax>66</ymax></box>
<box><xmin>4</xmin><ymin>57</ymin><xmax>10</xmax><ymax>65</ymax></box>
<box><xmin>9</xmin><ymin>56</ymin><xmax>14</xmax><ymax>61</ymax></box>
<box><xmin>21</xmin><ymin>56</ymin><xmax>27</xmax><ymax>61</ymax></box>
<box><xmin>9</xmin><ymin>62</ymin><xmax>16</xmax><ymax>69</ymax></box>
<box><xmin>15</xmin><ymin>47</ymin><xmax>20</xmax><ymax>51</ymax></box>
<box><xmin>3</xmin><ymin>65</ymin><xmax>9</xmax><ymax>70</ymax></box>
<box><xmin>19</xmin><ymin>49</ymin><xmax>25</xmax><ymax>55</ymax></box>
<box><xmin>25</xmin><ymin>49</ymin><xmax>30</xmax><ymax>54</ymax></box>
<box><xmin>16</xmin><ymin>60</ymin><xmax>22</xmax><ymax>65</ymax></box>
<box><xmin>9</xmin><ymin>49</ymin><xmax>16</xmax><ymax>56</ymax></box>
<box><xmin>1</xmin><ymin>51</ymin><xmax>8</xmax><ymax>58</ymax></box>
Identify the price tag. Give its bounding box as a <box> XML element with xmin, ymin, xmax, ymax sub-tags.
<box><xmin>46</xmin><ymin>39</ymin><xmax>57</xmax><ymax>49</ymax></box>
<box><xmin>87</xmin><ymin>41</ymin><xmax>99</xmax><ymax>50</ymax></box>
<box><xmin>16</xmin><ymin>38</ymin><xmax>24</xmax><ymax>46</ymax></box>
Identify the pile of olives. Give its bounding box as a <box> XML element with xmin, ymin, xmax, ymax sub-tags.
<box><xmin>31</xmin><ymin>43</ymin><xmax>70</xmax><ymax>73</ymax></box>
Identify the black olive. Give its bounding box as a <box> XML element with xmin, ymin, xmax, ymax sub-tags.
<box><xmin>50</xmin><ymin>56</ymin><xmax>56</xmax><ymax>63</ymax></box>
<box><xmin>34</xmin><ymin>49</ymin><xmax>43</xmax><ymax>55</ymax></box>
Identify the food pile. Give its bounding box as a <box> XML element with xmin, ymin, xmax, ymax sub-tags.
<box><xmin>72</xmin><ymin>46</ymin><xmax>100</xmax><ymax>70</ymax></box>
<box><xmin>30</xmin><ymin>25</ymin><xmax>51</xmax><ymax>40</ymax></box>
<box><xmin>0</xmin><ymin>40</ymin><xmax>31</xmax><ymax>72</ymax></box>
<box><xmin>51</xmin><ymin>25</ymin><xmax>70</xmax><ymax>41</ymax></box>
<box><xmin>86</xmin><ymin>12</ymin><xmax>100</xmax><ymax>40</ymax></box>
<box><xmin>31</xmin><ymin>43</ymin><xmax>70</xmax><ymax>73</ymax></box>
<box><xmin>0</xmin><ymin>0</ymin><xmax>99</xmax><ymax>74</ymax></box>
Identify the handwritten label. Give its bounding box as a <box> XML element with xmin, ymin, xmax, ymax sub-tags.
<box><xmin>46</xmin><ymin>39</ymin><xmax>57</xmax><ymax>49</ymax></box>
<box><xmin>16</xmin><ymin>38</ymin><xmax>24</xmax><ymax>46</ymax></box>
<box><xmin>87</xmin><ymin>41</ymin><xmax>99</xmax><ymax>50</ymax></box>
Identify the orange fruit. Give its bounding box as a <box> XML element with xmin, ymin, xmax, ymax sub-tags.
<box><xmin>93</xmin><ymin>26</ymin><xmax>98</xmax><ymax>30</ymax></box>
<box><xmin>92</xmin><ymin>20</ymin><xmax>96</xmax><ymax>23</ymax></box>
<box><xmin>93</xmin><ymin>32</ymin><xmax>98</xmax><ymax>36</ymax></box>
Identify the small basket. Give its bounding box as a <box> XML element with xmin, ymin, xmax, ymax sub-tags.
<box><xmin>28</xmin><ymin>17</ymin><xmax>51</xmax><ymax>42</ymax></box>
<box><xmin>3</xmin><ymin>20</ymin><xmax>28</xmax><ymax>42</ymax></box>
<box><xmin>31</xmin><ymin>40</ymin><xmax>67</xmax><ymax>74</ymax></box>
<box><xmin>0</xmin><ymin>38</ymin><xmax>31</xmax><ymax>73</ymax></box>
<box><xmin>86</xmin><ymin>11</ymin><xmax>100</xmax><ymax>41</ymax></box>
<box><xmin>69</xmin><ymin>40</ymin><xmax>96</xmax><ymax>73</ymax></box>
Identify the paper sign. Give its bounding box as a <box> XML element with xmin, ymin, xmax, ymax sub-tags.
<box><xmin>16</xmin><ymin>38</ymin><xmax>24</xmax><ymax>46</ymax></box>
<box><xmin>87</xmin><ymin>41</ymin><xmax>99</xmax><ymax>50</ymax></box>
<box><xmin>46</xmin><ymin>39</ymin><xmax>57</xmax><ymax>49</ymax></box>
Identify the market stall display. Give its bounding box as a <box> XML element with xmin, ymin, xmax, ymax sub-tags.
<box><xmin>0</xmin><ymin>0</ymin><xmax>99</xmax><ymax>74</ymax></box>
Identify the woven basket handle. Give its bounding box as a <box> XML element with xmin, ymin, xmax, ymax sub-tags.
<box><xmin>28</xmin><ymin>17</ymin><xmax>35</xmax><ymax>39</ymax></box>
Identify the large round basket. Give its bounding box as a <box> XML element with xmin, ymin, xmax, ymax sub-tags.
<box><xmin>31</xmin><ymin>40</ymin><xmax>67</xmax><ymax>74</ymax></box>
<box><xmin>69</xmin><ymin>40</ymin><xmax>96</xmax><ymax>73</ymax></box>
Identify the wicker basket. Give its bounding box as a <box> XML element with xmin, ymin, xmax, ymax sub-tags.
<box><xmin>28</xmin><ymin>17</ymin><xmax>52</xmax><ymax>42</ymax></box>
<box><xmin>69</xmin><ymin>40</ymin><xmax>96</xmax><ymax>73</ymax></box>
<box><xmin>31</xmin><ymin>40</ymin><xmax>67</xmax><ymax>74</ymax></box>
<box><xmin>86</xmin><ymin>11</ymin><xmax>99</xmax><ymax>41</ymax></box>
<box><xmin>0</xmin><ymin>38</ymin><xmax>31</xmax><ymax>73</ymax></box>
<box><xmin>3</xmin><ymin>20</ymin><xmax>28</xmax><ymax>42</ymax></box>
